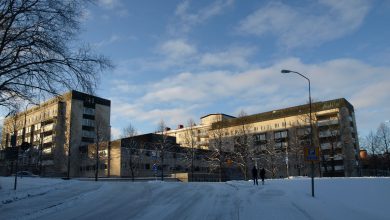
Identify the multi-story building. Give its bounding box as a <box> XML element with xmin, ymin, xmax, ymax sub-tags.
<box><xmin>166</xmin><ymin>98</ymin><xmax>360</xmax><ymax>177</ymax></box>
<box><xmin>0</xmin><ymin>90</ymin><xmax>110</xmax><ymax>177</ymax></box>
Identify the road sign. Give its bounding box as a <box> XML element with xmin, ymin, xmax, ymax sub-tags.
<box><xmin>304</xmin><ymin>146</ymin><xmax>319</xmax><ymax>161</ymax></box>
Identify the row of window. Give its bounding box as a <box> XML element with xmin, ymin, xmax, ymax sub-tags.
<box><xmin>26</xmin><ymin>109</ymin><xmax>57</xmax><ymax>125</ymax></box>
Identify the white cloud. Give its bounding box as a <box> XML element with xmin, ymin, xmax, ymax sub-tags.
<box><xmin>110</xmin><ymin>100</ymin><xmax>199</xmax><ymax>131</ymax></box>
<box><xmin>107</xmin><ymin>56</ymin><xmax>390</xmax><ymax>136</ymax></box>
<box><xmin>171</xmin><ymin>0</ymin><xmax>234</xmax><ymax>33</ymax></box>
<box><xmin>94</xmin><ymin>34</ymin><xmax>120</xmax><ymax>48</ymax></box>
<box><xmin>134</xmin><ymin>68</ymin><xmax>275</xmax><ymax>105</ymax></box>
<box><xmin>350</xmin><ymin>81</ymin><xmax>390</xmax><ymax>109</ymax></box>
<box><xmin>160</xmin><ymin>39</ymin><xmax>197</xmax><ymax>58</ymax></box>
<box><xmin>110</xmin><ymin>80</ymin><xmax>139</xmax><ymax>93</ymax></box>
<box><xmin>238</xmin><ymin>1</ymin><xmax>371</xmax><ymax>48</ymax></box>
<box><xmin>98</xmin><ymin>0</ymin><xmax>121</xmax><ymax>9</ymax></box>
<box><xmin>200</xmin><ymin>47</ymin><xmax>256</xmax><ymax>68</ymax></box>
<box><xmin>97</xmin><ymin>0</ymin><xmax>128</xmax><ymax>18</ymax></box>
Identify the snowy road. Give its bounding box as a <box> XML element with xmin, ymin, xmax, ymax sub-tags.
<box><xmin>1</xmin><ymin>177</ymin><xmax>389</xmax><ymax>220</ymax></box>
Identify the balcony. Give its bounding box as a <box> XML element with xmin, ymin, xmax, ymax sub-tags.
<box><xmin>43</xmin><ymin>123</ymin><xmax>54</xmax><ymax>131</ymax></box>
<box><xmin>320</xmin><ymin>142</ymin><xmax>342</xmax><ymax>150</ymax></box>
<box><xmin>43</xmin><ymin>135</ymin><xmax>53</xmax><ymax>144</ymax></box>
<box><xmin>319</xmin><ymin>130</ymin><xmax>339</xmax><ymax>138</ymax></box>
<box><xmin>317</xmin><ymin>119</ymin><xmax>339</xmax><ymax>127</ymax></box>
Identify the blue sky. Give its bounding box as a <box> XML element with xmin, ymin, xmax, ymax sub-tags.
<box><xmin>80</xmin><ymin>0</ymin><xmax>390</xmax><ymax>139</ymax></box>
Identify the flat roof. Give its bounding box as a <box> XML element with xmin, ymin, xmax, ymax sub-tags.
<box><xmin>212</xmin><ymin>98</ymin><xmax>354</xmax><ymax>129</ymax></box>
<box><xmin>200</xmin><ymin>113</ymin><xmax>236</xmax><ymax>119</ymax></box>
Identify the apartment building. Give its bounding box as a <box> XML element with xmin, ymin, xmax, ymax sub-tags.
<box><xmin>166</xmin><ymin>98</ymin><xmax>360</xmax><ymax>177</ymax></box>
<box><xmin>0</xmin><ymin>90</ymin><xmax>110</xmax><ymax>177</ymax></box>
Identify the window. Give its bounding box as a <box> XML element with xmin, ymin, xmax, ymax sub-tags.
<box><xmin>34</xmin><ymin>123</ymin><xmax>41</xmax><ymax>131</ymax></box>
<box><xmin>274</xmin><ymin>130</ymin><xmax>288</xmax><ymax>139</ymax></box>
<box><xmin>82</xmin><ymin>118</ymin><xmax>95</xmax><ymax>127</ymax></box>
<box><xmin>83</xmin><ymin>107</ymin><xmax>95</xmax><ymax>115</ymax></box>
<box><xmin>82</xmin><ymin>130</ymin><xmax>95</xmax><ymax>138</ymax></box>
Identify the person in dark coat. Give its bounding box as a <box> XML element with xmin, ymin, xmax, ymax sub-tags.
<box><xmin>252</xmin><ymin>166</ymin><xmax>258</xmax><ymax>185</ymax></box>
<box><xmin>260</xmin><ymin>168</ymin><xmax>265</xmax><ymax>185</ymax></box>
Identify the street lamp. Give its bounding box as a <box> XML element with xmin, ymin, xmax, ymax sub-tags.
<box><xmin>281</xmin><ymin>69</ymin><xmax>315</xmax><ymax>197</ymax></box>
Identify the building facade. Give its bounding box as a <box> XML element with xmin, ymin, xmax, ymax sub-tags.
<box><xmin>0</xmin><ymin>90</ymin><xmax>110</xmax><ymax>177</ymax></box>
<box><xmin>165</xmin><ymin>114</ymin><xmax>236</xmax><ymax>150</ymax></box>
<box><xmin>166</xmin><ymin>98</ymin><xmax>360</xmax><ymax>177</ymax></box>
<box><xmin>80</xmin><ymin>133</ymin><xmax>223</xmax><ymax>181</ymax></box>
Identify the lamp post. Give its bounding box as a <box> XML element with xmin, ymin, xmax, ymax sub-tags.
<box><xmin>281</xmin><ymin>69</ymin><xmax>315</xmax><ymax>197</ymax></box>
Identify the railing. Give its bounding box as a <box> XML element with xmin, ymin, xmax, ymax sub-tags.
<box><xmin>320</xmin><ymin>142</ymin><xmax>342</xmax><ymax>150</ymax></box>
<box><xmin>317</xmin><ymin>119</ymin><xmax>339</xmax><ymax>126</ymax></box>
<box><xmin>43</xmin><ymin>135</ymin><xmax>53</xmax><ymax>143</ymax></box>
<box><xmin>319</xmin><ymin>130</ymin><xmax>339</xmax><ymax>138</ymax></box>
<box><xmin>43</xmin><ymin>123</ymin><xmax>54</xmax><ymax>131</ymax></box>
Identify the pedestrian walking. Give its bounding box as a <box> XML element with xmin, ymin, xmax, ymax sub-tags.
<box><xmin>260</xmin><ymin>168</ymin><xmax>265</xmax><ymax>185</ymax></box>
<box><xmin>252</xmin><ymin>166</ymin><xmax>258</xmax><ymax>185</ymax></box>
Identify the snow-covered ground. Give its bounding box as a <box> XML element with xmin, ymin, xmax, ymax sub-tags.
<box><xmin>0</xmin><ymin>177</ymin><xmax>389</xmax><ymax>220</ymax></box>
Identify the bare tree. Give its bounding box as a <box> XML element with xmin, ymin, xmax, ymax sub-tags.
<box><xmin>365</xmin><ymin>131</ymin><xmax>380</xmax><ymax>156</ymax></box>
<box><xmin>0</xmin><ymin>0</ymin><xmax>112</xmax><ymax>108</ymax></box>
<box><xmin>364</xmin><ymin>131</ymin><xmax>381</xmax><ymax>175</ymax></box>
<box><xmin>121</xmin><ymin>124</ymin><xmax>137</xmax><ymax>139</ymax></box>
<box><xmin>182</xmin><ymin>119</ymin><xmax>199</xmax><ymax>181</ymax></box>
<box><xmin>288</xmin><ymin>126</ymin><xmax>306</xmax><ymax>176</ymax></box>
<box><xmin>94</xmin><ymin>121</ymin><xmax>109</xmax><ymax>181</ymax></box>
<box><xmin>232</xmin><ymin>110</ymin><xmax>255</xmax><ymax>180</ymax></box>
<box><xmin>259</xmin><ymin>135</ymin><xmax>284</xmax><ymax>178</ymax></box>
<box><xmin>208</xmin><ymin>121</ymin><xmax>229</xmax><ymax>182</ymax></box>
<box><xmin>155</xmin><ymin>120</ymin><xmax>171</xmax><ymax>181</ymax></box>
<box><xmin>377</xmin><ymin>123</ymin><xmax>390</xmax><ymax>155</ymax></box>
<box><xmin>377</xmin><ymin>123</ymin><xmax>390</xmax><ymax>170</ymax></box>
<box><xmin>121</xmin><ymin>123</ymin><xmax>138</xmax><ymax>181</ymax></box>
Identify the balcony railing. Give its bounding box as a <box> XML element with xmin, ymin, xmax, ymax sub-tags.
<box><xmin>319</xmin><ymin>130</ymin><xmax>339</xmax><ymax>138</ymax></box>
<box><xmin>317</xmin><ymin>119</ymin><xmax>339</xmax><ymax>127</ymax></box>
<box><xmin>43</xmin><ymin>123</ymin><xmax>54</xmax><ymax>131</ymax></box>
<box><xmin>320</xmin><ymin>142</ymin><xmax>342</xmax><ymax>150</ymax></box>
<box><xmin>43</xmin><ymin>135</ymin><xmax>53</xmax><ymax>143</ymax></box>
